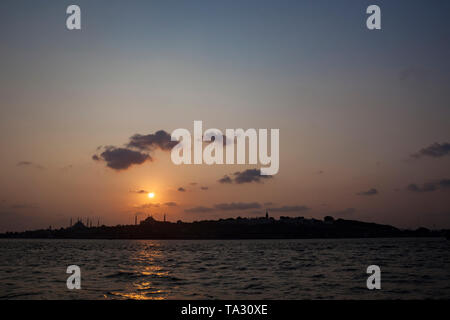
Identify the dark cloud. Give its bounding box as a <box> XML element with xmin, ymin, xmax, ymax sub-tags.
<box><xmin>356</xmin><ymin>188</ymin><xmax>378</xmax><ymax>196</ymax></box>
<box><xmin>407</xmin><ymin>184</ymin><xmax>436</xmax><ymax>193</ymax></box>
<box><xmin>406</xmin><ymin>179</ymin><xmax>450</xmax><ymax>193</ymax></box>
<box><xmin>93</xmin><ymin>147</ymin><xmax>151</xmax><ymax>170</ymax></box>
<box><xmin>264</xmin><ymin>202</ymin><xmax>274</xmax><ymax>206</ymax></box>
<box><xmin>93</xmin><ymin>130</ymin><xmax>177</xmax><ymax>171</ymax></box>
<box><xmin>190</xmin><ymin>182</ymin><xmax>198</xmax><ymax>186</ymax></box>
<box><xmin>441</xmin><ymin>179</ymin><xmax>450</xmax><ymax>188</ymax></box>
<box><xmin>234</xmin><ymin>169</ymin><xmax>273</xmax><ymax>184</ymax></box>
<box><xmin>184</xmin><ymin>206</ymin><xmax>214</xmax><ymax>213</ymax></box>
<box><xmin>214</xmin><ymin>202</ymin><xmax>261</xmax><ymax>211</ymax></box>
<box><xmin>127</xmin><ymin>130</ymin><xmax>177</xmax><ymax>151</ymax></box>
<box><xmin>200</xmin><ymin>186</ymin><xmax>209</xmax><ymax>190</ymax></box>
<box><xmin>17</xmin><ymin>161</ymin><xmax>33</xmax><ymax>166</ymax></box>
<box><xmin>411</xmin><ymin>142</ymin><xmax>450</xmax><ymax>159</ymax></box>
<box><xmin>218</xmin><ymin>169</ymin><xmax>273</xmax><ymax>184</ymax></box>
<box><xmin>218</xmin><ymin>175</ymin><xmax>232</xmax><ymax>184</ymax></box>
<box><xmin>17</xmin><ymin>161</ymin><xmax>44</xmax><ymax>170</ymax></box>
<box><xmin>164</xmin><ymin>202</ymin><xmax>177</xmax><ymax>207</ymax></box>
<box><xmin>131</xmin><ymin>190</ymin><xmax>149</xmax><ymax>194</ymax></box>
<box><xmin>135</xmin><ymin>203</ymin><xmax>160</xmax><ymax>209</ymax></box>
<box><xmin>185</xmin><ymin>202</ymin><xmax>307</xmax><ymax>214</ymax></box>
<box><xmin>268</xmin><ymin>205</ymin><xmax>310</xmax><ymax>213</ymax></box>
<box><xmin>178</xmin><ymin>187</ymin><xmax>186</xmax><ymax>192</ymax></box>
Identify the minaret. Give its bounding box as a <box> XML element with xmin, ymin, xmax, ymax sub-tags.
<box><xmin>265</xmin><ymin>210</ymin><xmax>269</xmax><ymax>219</ymax></box>
<box><xmin>70</xmin><ymin>217</ymin><xmax>72</xmax><ymax>227</ymax></box>
<box><xmin>135</xmin><ymin>215</ymin><xmax>137</xmax><ymax>225</ymax></box>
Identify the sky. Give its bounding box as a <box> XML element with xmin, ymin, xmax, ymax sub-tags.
<box><xmin>0</xmin><ymin>0</ymin><xmax>449</xmax><ymax>232</ymax></box>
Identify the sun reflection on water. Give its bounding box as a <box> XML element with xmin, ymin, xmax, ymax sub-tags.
<box><xmin>107</xmin><ymin>291</ymin><xmax>166</xmax><ymax>300</ymax></box>
<box><xmin>108</xmin><ymin>241</ymin><xmax>172</xmax><ymax>300</ymax></box>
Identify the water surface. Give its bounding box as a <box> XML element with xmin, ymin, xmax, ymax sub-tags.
<box><xmin>0</xmin><ymin>238</ymin><xmax>449</xmax><ymax>299</ymax></box>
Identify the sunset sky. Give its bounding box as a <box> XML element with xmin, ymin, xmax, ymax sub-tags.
<box><xmin>1</xmin><ymin>0</ymin><xmax>449</xmax><ymax>232</ymax></box>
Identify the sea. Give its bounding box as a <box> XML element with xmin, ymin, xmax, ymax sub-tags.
<box><xmin>0</xmin><ymin>238</ymin><xmax>449</xmax><ymax>300</ymax></box>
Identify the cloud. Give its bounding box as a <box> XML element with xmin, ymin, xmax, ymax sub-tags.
<box><xmin>356</xmin><ymin>188</ymin><xmax>378</xmax><ymax>196</ymax></box>
<box><xmin>234</xmin><ymin>169</ymin><xmax>273</xmax><ymax>184</ymax></box>
<box><xmin>218</xmin><ymin>175</ymin><xmax>232</xmax><ymax>184</ymax></box>
<box><xmin>135</xmin><ymin>203</ymin><xmax>160</xmax><ymax>209</ymax></box>
<box><xmin>17</xmin><ymin>161</ymin><xmax>32</xmax><ymax>166</ymax></box>
<box><xmin>93</xmin><ymin>147</ymin><xmax>151</xmax><ymax>170</ymax></box>
<box><xmin>411</xmin><ymin>142</ymin><xmax>450</xmax><ymax>159</ymax></box>
<box><xmin>93</xmin><ymin>130</ymin><xmax>177</xmax><ymax>171</ymax></box>
<box><xmin>184</xmin><ymin>206</ymin><xmax>214</xmax><ymax>213</ymax></box>
<box><xmin>185</xmin><ymin>202</ymin><xmax>264</xmax><ymax>213</ymax></box>
<box><xmin>131</xmin><ymin>189</ymin><xmax>149</xmax><ymax>194</ymax></box>
<box><xmin>406</xmin><ymin>179</ymin><xmax>450</xmax><ymax>193</ymax></box>
<box><xmin>164</xmin><ymin>202</ymin><xmax>177</xmax><ymax>207</ymax></box>
<box><xmin>178</xmin><ymin>187</ymin><xmax>186</xmax><ymax>192</ymax></box>
<box><xmin>17</xmin><ymin>161</ymin><xmax>44</xmax><ymax>170</ymax></box>
<box><xmin>214</xmin><ymin>202</ymin><xmax>261</xmax><ymax>211</ymax></box>
<box><xmin>441</xmin><ymin>179</ymin><xmax>450</xmax><ymax>188</ymax></box>
<box><xmin>407</xmin><ymin>184</ymin><xmax>436</xmax><ymax>193</ymax></box>
<box><xmin>218</xmin><ymin>169</ymin><xmax>273</xmax><ymax>184</ymax></box>
<box><xmin>186</xmin><ymin>202</ymin><xmax>302</xmax><ymax>214</ymax></box>
<box><xmin>268</xmin><ymin>205</ymin><xmax>310</xmax><ymax>213</ymax></box>
<box><xmin>186</xmin><ymin>183</ymin><xmax>209</xmax><ymax>190</ymax></box>
<box><xmin>127</xmin><ymin>130</ymin><xmax>177</xmax><ymax>151</ymax></box>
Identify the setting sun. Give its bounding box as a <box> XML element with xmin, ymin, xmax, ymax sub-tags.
<box><xmin>148</xmin><ymin>192</ymin><xmax>155</xmax><ymax>199</ymax></box>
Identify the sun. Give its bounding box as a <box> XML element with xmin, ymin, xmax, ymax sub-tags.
<box><xmin>148</xmin><ymin>192</ymin><xmax>155</xmax><ymax>199</ymax></box>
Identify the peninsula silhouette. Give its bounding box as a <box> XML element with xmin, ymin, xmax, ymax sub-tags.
<box><xmin>1</xmin><ymin>214</ymin><xmax>448</xmax><ymax>240</ymax></box>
